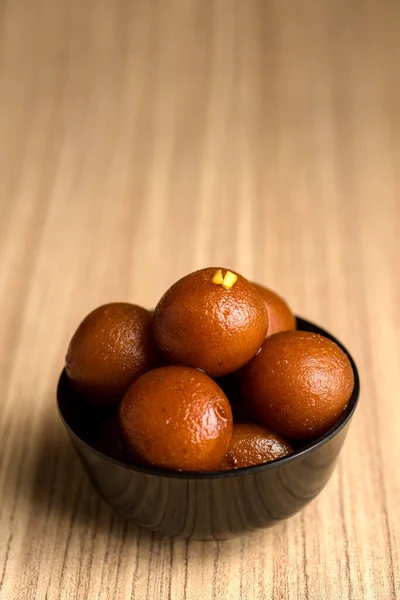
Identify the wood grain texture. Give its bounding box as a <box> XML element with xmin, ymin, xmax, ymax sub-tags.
<box><xmin>0</xmin><ymin>0</ymin><xmax>399</xmax><ymax>598</ymax></box>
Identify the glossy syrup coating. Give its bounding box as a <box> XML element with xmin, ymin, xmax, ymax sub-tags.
<box><xmin>152</xmin><ymin>268</ymin><xmax>268</xmax><ymax>377</ymax></box>
<box><xmin>242</xmin><ymin>331</ymin><xmax>355</xmax><ymax>441</ymax></box>
<box><xmin>119</xmin><ymin>366</ymin><xmax>233</xmax><ymax>471</ymax></box>
<box><xmin>252</xmin><ymin>283</ymin><xmax>296</xmax><ymax>336</ymax></box>
<box><xmin>218</xmin><ymin>423</ymin><xmax>293</xmax><ymax>470</ymax></box>
<box><xmin>66</xmin><ymin>303</ymin><xmax>161</xmax><ymax>408</ymax></box>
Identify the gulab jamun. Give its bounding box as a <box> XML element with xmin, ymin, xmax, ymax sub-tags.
<box><xmin>66</xmin><ymin>303</ymin><xmax>160</xmax><ymax>407</ymax></box>
<box><xmin>218</xmin><ymin>423</ymin><xmax>293</xmax><ymax>470</ymax></box>
<box><xmin>241</xmin><ymin>331</ymin><xmax>354</xmax><ymax>441</ymax></box>
<box><xmin>152</xmin><ymin>268</ymin><xmax>268</xmax><ymax>377</ymax></box>
<box><xmin>119</xmin><ymin>366</ymin><xmax>233</xmax><ymax>471</ymax></box>
<box><xmin>252</xmin><ymin>283</ymin><xmax>295</xmax><ymax>336</ymax></box>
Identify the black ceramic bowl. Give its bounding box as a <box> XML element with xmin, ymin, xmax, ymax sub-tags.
<box><xmin>57</xmin><ymin>317</ymin><xmax>359</xmax><ymax>540</ymax></box>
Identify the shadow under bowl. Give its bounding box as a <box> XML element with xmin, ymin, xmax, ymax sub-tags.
<box><xmin>57</xmin><ymin>317</ymin><xmax>360</xmax><ymax>540</ymax></box>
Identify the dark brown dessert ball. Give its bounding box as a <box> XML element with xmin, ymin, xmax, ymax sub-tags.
<box><xmin>152</xmin><ymin>268</ymin><xmax>268</xmax><ymax>377</ymax></box>
<box><xmin>241</xmin><ymin>331</ymin><xmax>355</xmax><ymax>441</ymax></box>
<box><xmin>66</xmin><ymin>303</ymin><xmax>161</xmax><ymax>407</ymax></box>
<box><xmin>218</xmin><ymin>423</ymin><xmax>293</xmax><ymax>470</ymax></box>
<box><xmin>119</xmin><ymin>366</ymin><xmax>233</xmax><ymax>471</ymax></box>
<box><xmin>252</xmin><ymin>283</ymin><xmax>295</xmax><ymax>336</ymax></box>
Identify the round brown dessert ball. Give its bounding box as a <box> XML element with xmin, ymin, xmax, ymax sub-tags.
<box><xmin>218</xmin><ymin>423</ymin><xmax>293</xmax><ymax>470</ymax></box>
<box><xmin>66</xmin><ymin>303</ymin><xmax>161</xmax><ymax>407</ymax></box>
<box><xmin>241</xmin><ymin>331</ymin><xmax>355</xmax><ymax>441</ymax></box>
<box><xmin>152</xmin><ymin>268</ymin><xmax>268</xmax><ymax>377</ymax></box>
<box><xmin>119</xmin><ymin>366</ymin><xmax>233</xmax><ymax>471</ymax></box>
<box><xmin>252</xmin><ymin>283</ymin><xmax>295</xmax><ymax>336</ymax></box>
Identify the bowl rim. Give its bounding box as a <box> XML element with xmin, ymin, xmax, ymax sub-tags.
<box><xmin>57</xmin><ymin>316</ymin><xmax>360</xmax><ymax>480</ymax></box>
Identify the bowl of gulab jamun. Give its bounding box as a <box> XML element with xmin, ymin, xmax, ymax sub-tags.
<box><xmin>57</xmin><ymin>267</ymin><xmax>359</xmax><ymax>540</ymax></box>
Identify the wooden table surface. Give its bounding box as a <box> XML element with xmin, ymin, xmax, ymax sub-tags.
<box><xmin>1</xmin><ymin>1</ymin><xmax>399</xmax><ymax>598</ymax></box>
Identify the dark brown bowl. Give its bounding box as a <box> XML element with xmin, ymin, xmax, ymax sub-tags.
<box><xmin>57</xmin><ymin>317</ymin><xmax>360</xmax><ymax>540</ymax></box>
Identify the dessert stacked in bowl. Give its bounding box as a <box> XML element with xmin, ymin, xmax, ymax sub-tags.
<box><xmin>64</xmin><ymin>267</ymin><xmax>354</xmax><ymax>473</ymax></box>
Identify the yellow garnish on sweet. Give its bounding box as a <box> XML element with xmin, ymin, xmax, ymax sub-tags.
<box><xmin>212</xmin><ymin>269</ymin><xmax>224</xmax><ymax>285</ymax></box>
<box><xmin>222</xmin><ymin>271</ymin><xmax>238</xmax><ymax>290</ymax></box>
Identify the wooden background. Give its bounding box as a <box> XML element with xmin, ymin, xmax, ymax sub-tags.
<box><xmin>0</xmin><ymin>1</ymin><xmax>399</xmax><ymax>598</ymax></box>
